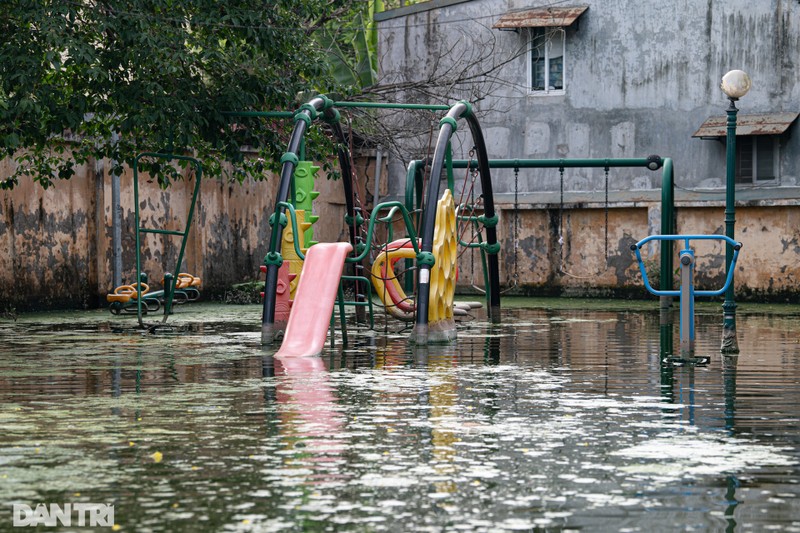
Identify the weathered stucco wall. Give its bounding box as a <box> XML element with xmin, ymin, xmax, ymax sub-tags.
<box><xmin>463</xmin><ymin>199</ymin><xmax>800</xmax><ymax>302</ymax></box>
<box><xmin>378</xmin><ymin>0</ymin><xmax>800</xmax><ymax>301</ymax></box>
<box><xmin>2</xmin><ymin>153</ymin><xmax>798</xmax><ymax>310</ymax></box>
<box><xmin>378</xmin><ymin>0</ymin><xmax>800</xmax><ymax>193</ymax></box>
<box><xmin>0</xmin><ymin>156</ymin><xmax>365</xmax><ymax>312</ymax></box>
<box><xmin>0</xmin><ymin>158</ymin><xmax>100</xmax><ymax>310</ymax></box>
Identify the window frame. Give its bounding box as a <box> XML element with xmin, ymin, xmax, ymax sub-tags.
<box><xmin>527</xmin><ymin>27</ymin><xmax>567</xmax><ymax>96</ymax></box>
<box><xmin>734</xmin><ymin>135</ymin><xmax>780</xmax><ymax>185</ymax></box>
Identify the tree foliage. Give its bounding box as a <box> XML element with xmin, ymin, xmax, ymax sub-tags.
<box><xmin>0</xmin><ymin>0</ymin><xmax>362</xmax><ymax>189</ymax></box>
<box><xmin>316</xmin><ymin>0</ymin><xmax>381</xmax><ymax>96</ymax></box>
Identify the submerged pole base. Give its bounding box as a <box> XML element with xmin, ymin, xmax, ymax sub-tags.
<box><xmin>720</xmin><ymin>322</ymin><xmax>740</xmax><ymax>354</ymax></box>
<box><xmin>261</xmin><ymin>323</ymin><xmax>285</xmax><ymax>346</ymax></box>
<box><xmin>663</xmin><ymin>354</ymin><xmax>711</xmax><ymax>366</ymax></box>
<box><xmin>412</xmin><ymin>319</ymin><xmax>457</xmax><ymax>345</ymax></box>
<box><xmin>412</xmin><ymin>324</ymin><xmax>429</xmax><ymax>346</ymax></box>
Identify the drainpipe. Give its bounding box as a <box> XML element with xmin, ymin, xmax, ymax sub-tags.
<box><xmin>111</xmin><ymin>131</ymin><xmax>122</xmax><ymax>289</ymax></box>
<box><xmin>373</xmin><ymin>148</ymin><xmax>383</xmax><ymax>206</ymax></box>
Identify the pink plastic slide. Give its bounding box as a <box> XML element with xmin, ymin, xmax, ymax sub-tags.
<box><xmin>275</xmin><ymin>242</ymin><xmax>353</xmax><ymax>357</ymax></box>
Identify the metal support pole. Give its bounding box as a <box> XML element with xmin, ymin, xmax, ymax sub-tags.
<box><xmin>721</xmin><ymin>99</ymin><xmax>739</xmax><ymax>354</ymax></box>
<box><xmin>659</xmin><ymin>158</ymin><xmax>675</xmax><ymax>309</ymax></box>
<box><xmin>679</xmin><ymin>250</ymin><xmax>695</xmax><ymax>355</ymax></box>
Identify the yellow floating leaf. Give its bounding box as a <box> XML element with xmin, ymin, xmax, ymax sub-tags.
<box><xmin>151</xmin><ymin>451</ymin><xmax>163</xmax><ymax>463</ymax></box>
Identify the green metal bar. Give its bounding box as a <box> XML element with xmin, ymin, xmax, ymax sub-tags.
<box><xmin>276</xmin><ymin>202</ymin><xmax>308</xmax><ymax>260</ymax></box>
<box><xmin>166</xmin><ymin>158</ymin><xmax>202</xmax><ymax>319</ymax></box>
<box><xmin>457</xmin><ymin>213</ymin><xmax>486</xmax><ymax>248</ymax></box>
<box><xmin>221</xmin><ymin>111</ymin><xmax>295</xmax><ymax>119</ymax></box>
<box><xmin>341</xmin><ymin>275</ymin><xmax>375</xmax><ymax>329</ymax></box>
<box><xmin>336</xmin><ymin>283</ymin><xmax>348</xmax><ymax>347</ymax></box>
<box><xmin>348</xmin><ymin>201</ymin><xmax>420</xmax><ymax>263</ymax></box>
<box><xmin>441</xmin><ymin>158</ymin><xmax>662</xmax><ymax>169</ymax></box>
<box><xmin>378</xmin><ymin>206</ymin><xmax>400</xmax><ymax>244</ymax></box>
<box><xmin>140</xmin><ymin>228</ymin><xmax>185</xmax><ymax>236</ymax></box>
<box><xmin>332</xmin><ymin>101</ymin><xmax>451</xmax><ymax>111</ymax></box>
<box><xmin>445</xmin><ymin>142</ymin><xmax>454</xmax><ymax>193</ymax></box>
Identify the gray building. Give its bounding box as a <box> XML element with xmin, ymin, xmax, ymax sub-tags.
<box><xmin>374</xmin><ymin>0</ymin><xmax>800</xmax><ymax>299</ymax></box>
<box><xmin>377</xmin><ymin>0</ymin><xmax>798</xmax><ymax>190</ymax></box>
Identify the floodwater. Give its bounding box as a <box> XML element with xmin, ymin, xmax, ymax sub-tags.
<box><xmin>0</xmin><ymin>299</ymin><xmax>799</xmax><ymax>532</ymax></box>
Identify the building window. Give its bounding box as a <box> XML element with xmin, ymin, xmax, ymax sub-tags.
<box><xmin>529</xmin><ymin>27</ymin><xmax>565</xmax><ymax>94</ymax></box>
<box><xmin>735</xmin><ymin>136</ymin><xmax>778</xmax><ymax>184</ymax></box>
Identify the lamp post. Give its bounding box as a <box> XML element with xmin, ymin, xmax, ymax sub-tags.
<box><xmin>719</xmin><ymin>69</ymin><xmax>751</xmax><ymax>354</ymax></box>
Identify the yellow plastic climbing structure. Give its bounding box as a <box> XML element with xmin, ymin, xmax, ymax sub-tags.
<box><xmin>371</xmin><ymin>189</ymin><xmax>458</xmax><ymax>329</ymax></box>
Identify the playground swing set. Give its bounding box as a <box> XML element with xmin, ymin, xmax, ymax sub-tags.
<box><xmin>105</xmin><ymin>152</ymin><xmax>203</xmax><ymax>322</ymax></box>
<box><xmin>107</xmin><ymin>95</ymin><xmax>743</xmax><ymax>361</ymax></box>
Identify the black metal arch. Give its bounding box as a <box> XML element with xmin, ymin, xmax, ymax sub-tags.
<box><xmin>413</xmin><ymin>101</ymin><xmax>501</xmax><ymax>344</ymax></box>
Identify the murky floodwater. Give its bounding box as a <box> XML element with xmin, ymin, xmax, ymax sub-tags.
<box><xmin>1</xmin><ymin>299</ymin><xmax>799</xmax><ymax>532</ymax></box>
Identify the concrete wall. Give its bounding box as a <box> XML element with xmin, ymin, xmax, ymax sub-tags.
<box><xmin>378</xmin><ymin>0</ymin><xmax>800</xmax><ymax>300</ymax></box>
<box><xmin>0</xmin><ymin>154</ymin><xmax>379</xmax><ymax>311</ymax></box>
<box><xmin>378</xmin><ymin>0</ymin><xmax>799</xmax><ymax>191</ymax></box>
<box><xmin>456</xmin><ymin>193</ymin><xmax>800</xmax><ymax>301</ymax></box>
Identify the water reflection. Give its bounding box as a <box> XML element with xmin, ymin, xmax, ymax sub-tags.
<box><xmin>0</xmin><ymin>303</ymin><xmax>799</xmax><ymax>531</ymax></box>
<box><xmin>272</xmin><ymin>356</ymin><xmax>346</xmax><ymax>487</ymax></box>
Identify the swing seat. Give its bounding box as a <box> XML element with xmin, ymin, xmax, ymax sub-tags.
<box><xmin>164</xmin><ymin>273</ymin><xmax>201</xmax><ymax>303</ymax></box>
<box><xmin>106</xmin><ymin>282</ymin><xmax>150</xmax><ymax>303</ymax></box>
<box><xmin>107</xmin><ymin>282</ymin><xmax>161</xmax><ymax>315</ymax></box>
<box><xmin>175</xmin><ymin>273</ymin><xmax>201</xmax><ymax>289</ymax></box>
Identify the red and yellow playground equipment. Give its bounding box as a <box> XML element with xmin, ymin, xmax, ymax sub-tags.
<box><xmin>260</xmin><ymin>97</ymin><xmax>503</xmax><ymax>355</ymax></box>
<box><xmin>370</xmin><ymin>189</ymin><xmax>458</xmax><ymax>338</ymax></box>
<box><xmin>283</xmin><ymin>161</ymin><xmax>321</xmax><ymax>297</ymax></box>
